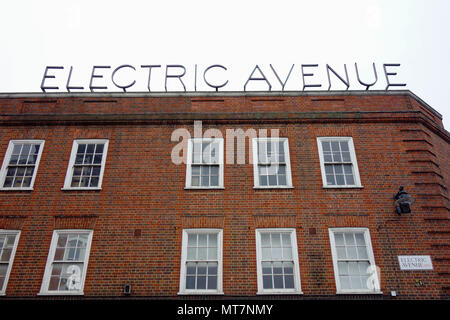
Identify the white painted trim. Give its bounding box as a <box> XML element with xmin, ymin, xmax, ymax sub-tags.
<box><xmin>178</xmin><ymin>228</ymin><xmax>223</xmax><ymax>295</ymax></box>
<box><xmin>255</xmin><ymin>228</ymin><xmax>303</xmax><ymax>295</ymax></box>
<box><xmin>252</xmin><ymin>138</ymin><xmax>293</xmax><ymax>189</ymax></box>
<box><xmin>39</xmin><ymin>229</ymin><xmax>94</xmax><ymax>296</ymax></box>
<box><xmin>185</xmin><ymin>138</ymin><xmax>224</xmax><ymax>189</ymax></box>
<box><xmin>0</xmin><ymin>140</ymin><xmax>45</xmax><ymax>190</ymax></box>
<box><xmin>0</xmin><ymin>230</ymin><xmax>21</xmax><ymax>295</ymax></box>
<box><xmin>316</xmin><ymin>137</ymin><xmax>362</xmax><ymax>188</ymax></box>
<box><xmin>328</xmin><ymin>227</ymin><xmax>382</xmax><ymax>294</ymax></box>
<box><xmin>62</xmin><ymin>139</ymin><xmax>109</xmax><ymax>190</ymax></box>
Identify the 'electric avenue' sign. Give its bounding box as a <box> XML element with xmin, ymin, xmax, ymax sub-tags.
<box><xmin>40</xmin><ymin>63</ymin><xmax>406</xmax><ymax>93</ymax></box>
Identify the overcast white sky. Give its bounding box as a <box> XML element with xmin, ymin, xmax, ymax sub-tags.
<box><xmin>1</xmin><ymin>0</ymin><xmax>449</xmax><ymax>129</ymax></box>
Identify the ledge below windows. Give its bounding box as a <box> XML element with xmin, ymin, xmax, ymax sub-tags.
<box><xmin>0</xmin><ymin>187</ymin><xmax>34</xmax><ymax>191</ymax></box>
<box><xmin>61</xmin><ymin>187</ymin><xmax>102</xmax><ymax>191</ymax></box>
<box><xmin>322</xmin><ymin>185</ymin><xmax>364</xmax><ymax>189</ymax></box>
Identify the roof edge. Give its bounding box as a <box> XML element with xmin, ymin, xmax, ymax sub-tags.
<box><xmin>0</xmin><ymin>89</ymin><xmax>442</xmax><ymax>119</ymax></box>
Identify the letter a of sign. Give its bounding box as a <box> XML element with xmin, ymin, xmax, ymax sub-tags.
<box><xmin>244</xmin><ymin>65</ymin><xmax>272</xmax><ymax>91</ymax></box>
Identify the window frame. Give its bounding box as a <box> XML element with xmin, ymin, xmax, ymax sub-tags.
<box><xmin>0</xmin><ymin>230</ymin><xmax>21</xmax><ymax>296</ymax></box>
<box><xmin>255</xmin><ymin>228</ymin><xmax>302</xmax><ymax>295</ymax></box>
<box><xmin>185</xmin><ymin>138</ymin><xmax>224</xmax><ymax>189</ymax></box>
<box><xmin>178</xmin><ymin>228</ymin><xmax>223</xmax><ymax>295</ymax></box>
<box><xmin>252</xmin><ymin>138</ymin><xmax>293</xmax><ymax>189</ymax></box>
<box><xmin>0</xmin><ymin>140</ymin><xmax>45</xmax><ymax>191</ymax></box>
<box><xmin>62</xmin><ymin>139</ymin><xmax>109</xmax><ymax>190</ymax></box>
<box><xmin>328</xmin><ymin>227</ymin><xmax>381</xmax><ymax>294</ymax></box>
<box><xmin>316</xmin><ymin>137</ymin><xmax>362</xmax><ymax>188</ymax></box>
<box><xmin>39</xmin><ymin>229</ymin><xmax>94</xmax><ymax>296</ymax></box>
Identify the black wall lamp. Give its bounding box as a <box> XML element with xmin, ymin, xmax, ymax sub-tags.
<box><xmin>394</xmin><ymin>186</ymin><xmax>414</xmax><ymax>215</ymax></box>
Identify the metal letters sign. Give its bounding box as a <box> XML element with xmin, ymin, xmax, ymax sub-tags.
<box><xmin>40</xmin><ymin>63</ymin><xmax>406</xmax><ymax>93</ymax></box>
<box><xmin>398</xmin><ymin>255</ymin><xmax>433</xmax><ymax>270</ymax></box>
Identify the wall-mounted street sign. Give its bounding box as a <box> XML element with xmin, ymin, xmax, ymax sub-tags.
<box><xmin>398</xmin><ymin>255</ymin><xmax>433</xmax><ymax>270</ymax></box>
<box><xmin>40</xmin><ymin>63</ymin><xmax>407</xmax><ymax>93</ymax></box>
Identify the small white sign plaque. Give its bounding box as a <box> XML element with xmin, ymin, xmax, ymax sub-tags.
<box><xmin>398</xmin><ymin>255</ymin><xmax>433</xmax><ymax>270</ymax></box>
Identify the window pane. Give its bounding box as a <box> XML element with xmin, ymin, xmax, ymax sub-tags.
<box><xmin>197</xmin><ymin>276</ymin><xmax>206</xmax><ymax>289</ymax></box>
<box><xmin>340</xmin><ymin>276</ymin><xmax>350</xmax><ymax>289</ymax></box>
<box><xmin>344</xmin><ymin>233</ymin><xmax>355</xmax><ymax>245</ymax></box>
<box><xmin>259</xmin><ymin>175</ymin><xmax>268</xmax><ymax>186</ymax></box>
<box><xmin>273</xmin><ymin>275</ymin><xmax>284</xmax><ymax>289</ymax></box>
<box><xmin>0</xmin><ymin>248</ymin><xmax>12</xmax><ymax>262</ymax></box>
<box><xmin>77</xmin><ymin>144</ymin><xmax>86</xmax><ymax>154</ymax></box>
<box><xmin>186</xmin><ymin>276</ymin><xmax>195</xmax><ymax>289</ymax></box>
<box><xmin>197</xmin><ymin>247</ymin><xmax>207</xmax><ymax>260</ymax></box>
<box><xmin>348</xmin><ymin>262</ymin><xmax>360</xmax><ymax>275</ymax></box>
<box><xmin>207</xmin><ymin>276</ymin><xmax>217</xmax><ymax>289</ymax></box>
<box><xmin>208</xmin><ymin>263</ymin><xmax>218</xmax><ymax>276</ymax></box>
<box><xmin>210</xmin><ymin>175</ymin><xmax>218</xmax><ymax>186</ymax></box>
<box><xmin>198</xmin><ymin>234</ymin><xmax>207</xmax><ymax>246</ymax></box>
<box><xmin>334</xmin><ymin>232</ymin><xmax>348</xmax><ymax>246</ymax></box>
<box><xmin>345</xmin><ymin>174</ymin><xmax>355</xmax><ymax>185</ymax></box>
<box><xmin>187</xmin><ymin>234</ymin><xmax>197</xmax><ymax>246</ymax></box>
<box><xmin>278</xmin><ymin>175</ymin><xmax>286</xmax><ymax>186</ymax></box>
<box><xmin>336</xmin><ymin>246</ymin><xmax>346</xmax><ymax>259</ymax></box>
<box><xmin>210</xmin><ymin>166</ymin><xmax>219</xmax><ymax>176</ymax></box>
<box><xmin>262</xmin><ymin>247</ymin><xmax>271</xmax><ymax>260</ymax></box>
<box><xmin>187</xmin><ymin>247</ymin><xmax>196</xmax><ymax>260</ymax></box>
<box><xmin>325</xmin><ymin>163</ymin><xmax>334</xmax><ymax>173</ymax></box>
<box><xmin>355</xmin><ymin>233</ymin><xmax>365</xmax><ymax>246</ymax></box>
<box><xmin>208</xmin><ymin>234</ymin><xmax>217</xmax><ymax>247</ymax></box>
<box><xmin>262</xmin><ymin>262</ymin><xmax>271</xmax><ymax>274</ymax></box>
<box><xmin>271</xmin><ymin>233</ymin><xmax>281</xmax><ymax>246</ymax></box>
<box><xmin>347</xmin><ymin>247</ymin><xmax>358</xmax><ymax>259</ymax></box>
<box><xmin>336</xmin><ymin>175</ymin><xmax>345</xmax><ymax>185</ymax></box>
<box><xmin>86</xmin><ymin>144</ymin><xmax>95</xmax><ymax>153</ymax></box>
<box><xmin>197</xmin><ymin>263</ymin><xmax>207</xmax><ymax>275</ymax></box>
<box><xmin>261</xmin><ymin>234</ymin><xmax>270</xmax><ymax>246</ymax></box>
<box><xmin>284</xmin><ymin>275</ymin><xmax>295</xmax><ymax>289</ymax></box>
<box><xmin>340</xmin><ymin>141</ymin><xmax>349</xmax><ymax>151</ymax></box>
<box><xmin>208</xmin><ymin>247</ymin><xmax>217</xmax><ymax>260</ymax></box>
<box><xmin>282</xmin><ymin>248</ymin><xmax>292</xmax><ymax>259</ymax></box>
<box><xmin>3</xmin><ymin>177</ymin><xmax>13</xmax><ymax>187</ymax></box>
<box><xmin>191</xmin><ymin>176</ymin><xmax>199</xmax><ymax>186</ymax></box>
<box><xmin>351</xmin><ymin>276</ymin><xmax>362</xmax><ymax>289</ymax></box>
<box><xmin>357</xmin><ymin>246</ymin><xmax>368</xmax><ymax>259</ymax></box>
<box><xmin>326</xmin><ymin>175</ymin><xmax>336</xmax><ymax>185</ymax></box>
<box><xmin>338</xmin><ymin>262</ymin><xmax>348</xmax><ymax>275</ymax></box>
<box><xmin>201</xmin><ymin>176</ymin><xmax>209</xmax><ymax>186</ymax></box>
<box><xmin>186</xmin><ymin>262</ymin><xmax>196</xmax><ymax>275</ymax></box>
<box><xmin>271</xmin><ymin>247</ymin><xmax>282</xmax><ymax>260</ymax></box>
<box><xmin>263</xmin><ymin>275</ymin><xmax>273</xmax><ymax>289</ymax></box>
<box><xmin>322</xmin><ymin>141</ymin><xmax>331</xmax><ymax>152</ymax></box>
<box><xmin>12</xmin><ymin>144</ymin><xmax>22</xmax><ymax>155</ymax></box>
<box><xmin>331</xmin><ymin>141</ymin><xmax>340</xmax><ymax>151</ymax></box>
<box><xmin>268</xmin><ymin>175</ymin><xmax>277</xmax><ymax>186</ymax></box>
<box><xmin>342</xmin><ymin>151</ymin><xmax>351</xmax><ymax>162</ymax></box>
<box><xmin>22</xmin><ymin>177</ymin><xmax>32</xmax><ymax>187</ymax></box>
<box><xmin>281</xmin><ymin>234</ymin><xmax>291</xmax><ymax>246</ymax></box>
<box><xmin>95</xmin><ymin>144</ymin><xmax>104</xmax><ymax>154</ymax></box>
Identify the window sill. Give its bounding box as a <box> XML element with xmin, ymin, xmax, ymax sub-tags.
<box><xmin>322</xmin><ymin>185</ymin><xmax>364</xmax><ymax>189</ymax></box>
<box><xmin>253</xmin><ymin>186</ymin><xmax>294</xmax><ymax>189</ymax></box>
<box><xmin>61</xmin><ymin>187</ymin><xmax>102</xmax><ymax>191</ymax></box>
<box><xmin>0</xmin><ymin>187</ymin><xmax>34</xmax><ymax>191</ymax></box>
<box><xmin>37</xmin><ymin>291</ymin><xmax>84</xmax><ymax>296</ymax></box>
<box><xmin>336</xmin><ymin>290</ymin><xmax>383</xmax><ymax>295</ymax></box>
<box><xmin>184</xmin><ymin>187</ymin><xmax>225</xmax><ymax>190</ymax></box>
<box><xmin>257</xmin><ymin>290</ymin><xmax>303</xmax><ymax>295</ymax></box>
<box><xmin>177</xmin><ymin>291</ymin><xmax>224</xmax><ymax>295</ymax></box>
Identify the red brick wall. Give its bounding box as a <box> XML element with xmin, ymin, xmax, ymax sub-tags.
<box><xmin>0</xmin><ymin>93</ymin><xmax>448</xmax><ymax>299</ymax></box>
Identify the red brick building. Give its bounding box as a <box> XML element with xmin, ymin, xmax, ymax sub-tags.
<box><xmin>0</xmin><ymin>90</ymin><xmax>448</xmax><ymax>299</ymax></box>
